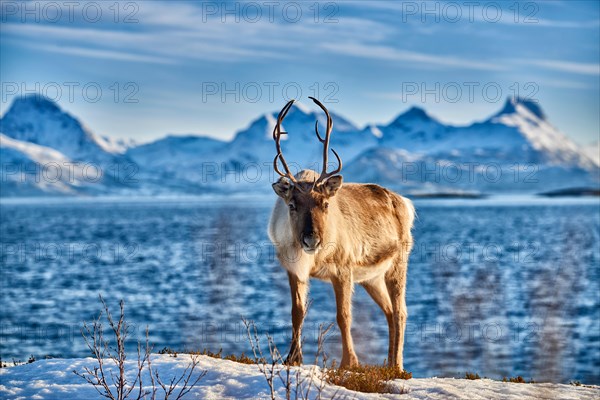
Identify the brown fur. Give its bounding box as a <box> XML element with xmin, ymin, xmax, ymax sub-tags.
<box><xmin>268</xmin><ymin>170</ymin><xmax>415</xmax><ymax>368</ymax></box>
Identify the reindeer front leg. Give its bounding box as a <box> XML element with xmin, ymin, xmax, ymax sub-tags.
<box><xmin>285</xmin><ymin>272</ymin><xmax>308</xmax><ymax>365</ymax></box>
<box><xmin>332</xmin><ymin>272</ymin><xmax>359</xmax><ymax>368</ymax></box>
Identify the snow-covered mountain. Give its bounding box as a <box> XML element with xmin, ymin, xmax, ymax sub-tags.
<box><xmin>0</xmin><ymin>95</ymin><xmax>597</xmax><ymax>197</ymax></box>
<box><xmin>375</xmin><ymin>106</ymin><xmax>450</xmax><ymax>152</ymax></box>
<box><xmin>478</xmin><ymin>97</ymin><xmax>595</xmax><ymax>169</ymax></box>
<box><xmin>347</xmin><ymin>97</ymin><xmax>598</xmax><ymax>193</ymax></box>
<box><xmin>0</xmin><ymin>95</ymin><xmax>141</xmax><ymax>196</ymax></box>
<box><xmin>584</xmin><ymin>141</ymin><xmax>600</xmax><ymax>166</ymax></box>
<box><xmin>128</xmin><ymin>134</ymin><xmax>226</xmax><ymax>170</ymax></box>
<box><xmin>372</xmin><ymin>98</ymin><xmax>595</xmax><ymax>168</ymax></box>
<box><xmin>0</xmin><ymin>95</ymin><xmax>130</xmax><ymax>163</ymax></box>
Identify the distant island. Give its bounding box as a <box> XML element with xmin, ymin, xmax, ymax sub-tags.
<box><xmin>408</xmin><ymin>192</ymin><xmax>487</xmax><ymax>199</ymax></box>
<box><xmin>539</xmin><ymin>187</ymin><xmax>600</xmax><ymax>197</ymax></box>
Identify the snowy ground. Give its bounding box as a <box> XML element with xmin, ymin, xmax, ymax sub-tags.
<box><xmin>0</xmin><ymin>355</ymin><xmax>598</xmax><ymax>400</ymax></box>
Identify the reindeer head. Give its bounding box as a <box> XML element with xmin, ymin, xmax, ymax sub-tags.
<box><xmin>271</xmin><ymin>98</ymin><xmax>343</xmax><ymax>254</ymax></box>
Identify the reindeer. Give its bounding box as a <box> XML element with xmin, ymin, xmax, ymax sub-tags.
<box><xmin>267</xmin><ymin>98</ymin><xmax>415</xmax><ymax>369</ymax></box>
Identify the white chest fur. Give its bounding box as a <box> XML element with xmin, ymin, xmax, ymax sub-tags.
<box><xmin>268</xmin><ymin>201</ymin><xmax>312</xmax><ymax>282</ymax></box>
<box><xmin>278</xmin><ymin>246</ymin><xmax>313</xmax><ymax>282</ymax></box>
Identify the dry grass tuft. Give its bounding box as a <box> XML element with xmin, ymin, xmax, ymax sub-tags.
<box><xmin>465</xmin><ymin>372</ymin><xmax>481</xmax><ymax>380</ymax></box>
<box><xmin>503</xmin><ymin>376</ymin><xmax>536</xmax><ymax>384</ymax></box>
<box><xmin>324</xmin><ymin>362</ymin><xmax>412</xmax><ymax>394</ymax></box>
<box><xmin>159</xmin><ymin>347</ymin><xmax>261</xmax><ymax>365</ymax></box>
<box><xmin>222</xmin><ymin>352</ymin><xmax>257</xmax><ymax>365</ymax></box>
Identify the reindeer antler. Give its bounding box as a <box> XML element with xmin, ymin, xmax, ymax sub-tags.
<box><xmin>273</xmin><ymin>99</ymin><xmax>298</xmax><ymax>183</ymax></box>
<box><xmin>309</xmin><ymin>96</ymin><xmax>342</xmax><ymax>186</ymax></box>
<box><xmin>272</xmin><ymin>98</ymin><xmax>342</xmax><ymax>191</ymax></box>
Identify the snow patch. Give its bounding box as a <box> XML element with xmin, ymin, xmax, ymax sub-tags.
<box><xmin>0</xmin><ymin>356</ymin><xmax>598</xmax><ymax>400</ymax></box>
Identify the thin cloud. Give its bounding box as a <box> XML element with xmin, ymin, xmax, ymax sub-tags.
<box><xmin>523</xmin><ymin>59</ymin><xmax>600</xmax><ymax>75</ymax></box>
<box><xmin>535</xmin><ymin>79</ymin><xmax>591</xmax><ymax>90</ymax></box>
<box><xmin>319</xmin><ymin>42</ymin><xmax>507</xmax><ymax>71</ymax></box>
<box><xmin>1</xmin><ymin>21</ymin><xmax>288</xmax><ymax>63</ymax></box>
<box><xmin>25</xmin><ymin>42</ymin><xmax>175</xmax><ymax>65</ymax></box>
<box><xmin>535</xmin><ymin>18</ymin><xmax>600</xmax><ymax>28</ymax></box>
<box><xmin>1</xmin><ymin>14</ymin><xmax>390</xmax><ymax>64</ymax></box>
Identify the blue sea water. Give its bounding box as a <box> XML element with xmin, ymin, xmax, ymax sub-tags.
<box><xmin>1</xmin><ymin>196</ymin><xmax>598</xmax><ymax>383</ymax></box>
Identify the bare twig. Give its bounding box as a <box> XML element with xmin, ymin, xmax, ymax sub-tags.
<box><xmin>73</xmin><ymin>302</ymin><xmax>116</xmax><ymax>400</ymax></box>
<box><xmin>153</xmin><ymin>354</ymin><xmax>206</xmax><ymax>400</ymax></box>
<box><xmin>242</xmin><ymin>317</ymin><xmax>278</xmax><ymax>399</ymax></box>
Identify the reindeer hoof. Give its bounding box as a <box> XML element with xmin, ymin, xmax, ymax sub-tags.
<box><xmin>284</xmin><ymin>353</ymin><xmax>303</xmax><ymax>366</ymax></box>
<box><xmin>340</xmin><ymin>354</ymin><xmax>359</xmax><ymax>368</ymax></box>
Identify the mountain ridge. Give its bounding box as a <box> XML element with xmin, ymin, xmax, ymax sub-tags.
<box><xmin>1</xmin><ymin>94</ymin><xmax>597</xmax><ymax>196</ymax></box>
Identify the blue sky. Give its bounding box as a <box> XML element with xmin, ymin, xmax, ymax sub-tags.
<box><xmin>1</xmin><ymin>0</ymin><xmax>599</xmax><ymax>145</ymax></box>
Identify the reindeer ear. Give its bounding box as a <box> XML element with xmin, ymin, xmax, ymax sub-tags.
<box><xmin>272</xmin><ymin>178</ymin><xmax>293</xmax><ymax>199</ymax></box>
<box><xmin>321</xmin><ymin>175</ymin><xmax>343</xmax><ymax>197</ymax></box>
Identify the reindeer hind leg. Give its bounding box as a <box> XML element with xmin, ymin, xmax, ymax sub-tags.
<box><xmin>361</xmin><ymin>276</ymin><xmax>395</xmax><ymax>365</ymax></box>
<box><xmin>385</xmin><ymin>257</ymin><xmax>408</xmax><ymax>369</ymax></box>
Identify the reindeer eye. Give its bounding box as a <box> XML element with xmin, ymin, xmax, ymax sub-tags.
<box><xmin>324</xmin><ymin>203</ymin><xmax>329</xmax><ymax>209</ymax></box>
<box><xmin>288</xmin><ymin>203</ymin><xmax>296</xmax><ymax>211</ymax></box>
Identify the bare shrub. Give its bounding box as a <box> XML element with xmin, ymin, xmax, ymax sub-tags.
<box><xmin>241</xmin><ymin>317</ymin><xmax>338</xmax><ymax>400</ymax></box>
<box><xmin>74</xmin><ymin>294</ymin><xmax>206</xmax><ymax>400</ymax></box>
